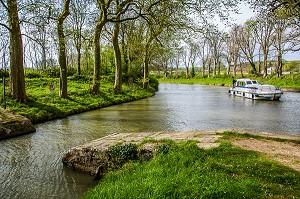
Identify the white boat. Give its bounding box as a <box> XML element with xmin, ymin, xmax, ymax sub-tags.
<box><xmin>228</xmin><ymin>78</ymin><xmax>283</xmax><ymax>100</ymax></box>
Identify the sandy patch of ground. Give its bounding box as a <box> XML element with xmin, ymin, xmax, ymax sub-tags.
<box><xmin>232</xmin><ymin>138</ymin><xmax>300</xmax><ymax>172</ymax></box>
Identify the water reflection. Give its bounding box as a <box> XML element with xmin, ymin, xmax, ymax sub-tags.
<box><xmin>0</xmin><ymin>84</ymin><xmax>299</xmax><ymax>199</ymax></box>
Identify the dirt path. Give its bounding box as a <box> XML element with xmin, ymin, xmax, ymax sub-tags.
<box><xmin>232</xmin><ymin>138</ymin><xmax>300</xmax><ymax>172</ymax></box>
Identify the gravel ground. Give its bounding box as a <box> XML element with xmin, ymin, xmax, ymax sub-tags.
<box><xmin>232</xmin><ymin>138</ymin><xmax>300</xmax><ymax>172</ymax></box>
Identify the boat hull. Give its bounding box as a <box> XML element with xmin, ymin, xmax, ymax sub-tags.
<box><xmin>228</xmin><ymin>88</ymin><xmax>282</xmax><ymax>100</ymax></box>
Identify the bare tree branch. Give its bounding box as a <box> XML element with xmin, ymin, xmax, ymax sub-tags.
<box><xmin>0</xmin><ymin>0</ymin><xmax>8</xmax><ymax>10</ymax></box>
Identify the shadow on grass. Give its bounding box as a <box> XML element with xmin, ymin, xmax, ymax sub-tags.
<box><xmin>25</xmin><ymin>99</ymin><xmax>65</xmax><ymax>123</ymax></box>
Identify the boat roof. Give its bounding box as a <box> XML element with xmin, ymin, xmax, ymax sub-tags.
<box><xmin>236</xmin><ymin>78</ymin><xmax>251</xmax><ymax>81</ymax></box>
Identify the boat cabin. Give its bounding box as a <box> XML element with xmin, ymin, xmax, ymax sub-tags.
<box><xmin>233</xmin><ymin>79</ymin><xmax>261</xmax><ymax>88</ymax></box>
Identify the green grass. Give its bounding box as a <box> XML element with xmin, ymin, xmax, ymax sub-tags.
<box><xmin>83</xmin><ymin>141</ymin><xmax>300</xmax><ymax>199</ymax></box>
<box><xmin>159</xmin><ymin>74</ymin><xmax>300</xmax><ymax>90</ymax></box>
<box><xmin>0</xmin><ymin>77</ymin><xmax>158</xmax><ymax>123</ymax></box>
<box><xmin>159</xmin><ymin>77</ymin><xmax>232</xmax><ymax>86</ymax></box>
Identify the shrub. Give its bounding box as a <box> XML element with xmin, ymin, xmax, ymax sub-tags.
<box><xmin>0</xmin><ymin>69</ymin><xmax>9</xmax><ymax>78</ymax></box>
<box><xmin>43</xmin><ymin>67</ymin><xmax>61</xmax><ymax>78</ymax></box>
<box><xmin>25</xmin><ymin>69</ymin><xmax>43</xmax><ymax>78</ymax></box>
<box><xmin>149</xmin><ymin>76</ymin><xmax>159</xmax><ymax>91</ymax></box>
<box><xmin>106</xmin><ymin>144</ymin><xmax>138</xmax><ymax>167</ymax></box>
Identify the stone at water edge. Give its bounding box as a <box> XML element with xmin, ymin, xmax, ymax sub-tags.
<box><xmin>0</xmin><ymin>109</ymin><xmax>36</xmax><ymax>140</ymax></box>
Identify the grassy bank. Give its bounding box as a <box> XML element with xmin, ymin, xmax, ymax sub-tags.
<box><xmin>83</xmin><ymin>139</ymin><xmax>300</xmax><ymax>198</ymax></box>
<box><xmin>159</xmin><ymin>74</ymin><xmax>300</xmax><ymax>90</ymax></box>
<box><xmin>0</xmin><ymin>76</ymin><xmax>158</xmax><ymax>124</ymax></box>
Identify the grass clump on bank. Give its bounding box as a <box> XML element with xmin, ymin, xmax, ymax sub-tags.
<box><xmin>159</xmin><ymin>73</ymin><xmax>300</xmax><ymax>90</ymax></box>
<box><xmin>83</xmin><ymin>141</ymin><xmax>300</xmax><ymax>199</ymax></box>
<box><xmin>0</xmin><ymin>76</ymin><xmax>158</xmax><ymax>123</ymax></box>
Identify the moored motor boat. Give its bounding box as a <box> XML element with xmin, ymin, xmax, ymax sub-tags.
<box><xmin>228</xmin><ymin>78</ymin><xmax>283</xmax><ymax>100</ymax></box>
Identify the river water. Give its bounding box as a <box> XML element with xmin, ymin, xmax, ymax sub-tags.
<box><xmin>1</xmin><ymin>84</ymin><xmax>299</xmax><ymax>198</ymax></box>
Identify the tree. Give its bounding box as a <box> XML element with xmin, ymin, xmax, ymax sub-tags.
<box><xmin>249</xmin><ymin>15</ymin><xmax>275</xmax><ymax>77</ymax></box>
<box><xmin>198</xmin><ymin>37</ymin><xmax>210</xmax><ymax>77</ymax></box>
<box><xmin>112</xmin><ymin>0</ymin><xmax>122</xmax><ymax>93</ymax></box>
<box><xmin>272</xmin><ymin>9</ymin><xmax>293</xmax><ymax>76</ymax></box>
<box><xmin>92</xmin><ymin>0</ymin><xmax>141</xmax><ymax>94</ymax></box>
<box><xmin>70</xmin><ymin>0</ymin><xmax>90</xmax><ymax>76</ymax></box>
<box><xmin>91</xmin><ymin>0</ymin><xmax>109</xmax><ymax>95</ymax></box>
<box><xmin>140</xmin><ymin>0</ymin><xmax>191</xmax><ymax>88</ymax></box>
<box><xmin>223</xmin><ymin>33</ymin><xmax>234</xmax><ymax>76</ymax></box>
<box><xmin>3</xmin><ymin>0</ymin><xmax>26</xmax><ymax>102</ymax></box>
<box><xmin>235</xmin><ymin>23</ymin><xmax>257</xmax><ymax>74</ymax></box>
<box><xmin>187</xmin><ymin>41</ymin><xmax>198</xmax><ymax>77</ymax></box>
<box><xmin>208</xmin><ymin>29</ymin><xmax>225</xmax><ymax>77</ymax></box>
<box><xmin>181</xmin><ymin>48</ymin><xmax>190</xmax><ymax>78</ymax></box>
<box><xmin>57</xmin><ymin>0</ymin><xmax>71</xmax><ymax>99</ymax></box>
<box><xmin>251</xmin><ymin>0</ymin><xmax>300</xmax><ymax>19</ymax></box>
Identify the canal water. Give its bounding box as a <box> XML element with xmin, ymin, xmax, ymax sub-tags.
<box><xmin>1</xmin><ymin>84</ymin><xmax>299</xmax><ymax>198</ymax></box>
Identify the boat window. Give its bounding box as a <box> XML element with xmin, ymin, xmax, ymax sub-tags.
<box><xmin>246</xmin><ymin>81</ymin><xmax>252</xmax><ymax>85</ymax></box>
<box><xmin>238</xmin><ymin>81</ymin><xmax>245</xmax><ymax>86</ymax></box>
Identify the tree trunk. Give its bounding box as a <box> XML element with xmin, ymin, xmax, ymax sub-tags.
<box><xmin>185</xmin><ymin>67</ymin><xmax>189</xmax><ymax>78</ymax></box>
<box><xmin>7</xmin><ymin>0</ymin><xmax>26</xmax><ymax>102</ymax></box>
<box><xmin>277</xmin><ymin>39</ymin><xmax>283</xmax><ymax>77</ymax></box>
<box><xmin>258</xmin><ymin>47</ymin><xmax>262</xmax><ymax>74</ymax></box>
<box><xmin>143</xmin><ymin>42</ymin><xmax>150</xmax><ymax>89</ymax></box>
<box><xmin>249</xmin><ymin>61</ymin><xmax>256</xmax><ymax>74</ymax></box>
<box><xmin>213</xmin><ymin>61</ymin><xmax>217</xmax><ymax>77</ymax></box>
<box><xmin>239</xmin><ymin>57</ymin><xmax>244</xmax><ymax>78</ymax></box>
<box><xmin>176</xmin><ymin>62</ymin><xmax>179</xmax><ymax>78</ymax></box>
<box><xmin>277</xmin><ymin>54</ymin><xmax>283</xmax><ymax>77</ymax></box>
<box><xmin>92</xmin><ymin>19</ymin><xmax>106</xmax><ymax>95</ymax></box>
<box><xmin>113</xmin><ymin>20</ymin><xmax>122</xmax><ymax>93</ymax></box>
<box><xmin>191</xmin><ymin>65</ymin><xmax>195</xmax><ymax>77</ymax></box>
<box><xmin>233</xmin><ymin>58</ymin><xmax>237</xmax><ymax>77</ymax></box>
<box><xmin>42</xmin><ymin>45</ymin><xmax>47</xmax><ymax>69</ymax></box>
<box><xmin>77</xmin><ymin>48</ymin><xmax>81</xmax><ymax>76</ymax></box>
<box><xmin>57</xmin><ymin>0</ymin><xmax>71</xmax><ymax>99</ymax></box>
<box><xmin>121</xmin><ymin>28</ymin><xmax>129</xmax><ymax>78</ymax></box>
<box><xmin>263</xmin><ymin>50</ymin><xmax>268</xmax><ymax>77</ymax></box>
<box><xmin>207</xmin><ymin>59</ymin><xmax>211</xmax><ymax>78</ymax></box>
<box><xmin>227</xmin><ymin>61</ymin><xmax>231</xmax><ymax>76</ymax></box>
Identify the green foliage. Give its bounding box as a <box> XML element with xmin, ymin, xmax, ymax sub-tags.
<box><xmin>283</xmin><ymin>61</ymin><xmax>300</xmax><ymax>73</ymax></box>
<box><xmin>251</xmin><ymin>73</ymin><xmax>300</xmax><ymax>89</ymax></box>
<box><xmin>107</xmin><ymin>144</ymin><xmax>138</xmax><ymax>166</ymax></box>
<box><xmin>159</xmin><ymin>76</ymin><xmax>232</xmax><ymax>86</ymax></box>
<box><xmin>24</xmin><ymin>68</ymin><xmax>45</xmax><ymax>78</ymax></box>
<box><xmin>43</xmin><ymin>67</ymin><xmax>61</xmax><ymax>78</ymax></box>
<box><xmin>83</xmin><ymin>141</ymin><xmax>300</xmax><ymax>198</ymax></box>
<box><xmin>0</xmin><ymin>69</ymin><xmax>9</xmax><ymax>78</ymax></box>
<box><xmin>159</xmin><ymin>74</ymin><xmax>300</xmax><ymax>89</ymax></box>
<box><xmin>148</xmin><ymin>76</ymin><xmax>159</xmax><ymax>91</ymax></box>
<box><xmin>156</xmin><ymin>143</ymin><xmax>172</xmax><ymax>155</ymax></box>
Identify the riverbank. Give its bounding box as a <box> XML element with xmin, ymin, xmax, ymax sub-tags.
<box><xmin>63</xmin><ymin>129</ymin><xmax>300</xmax><ymax>176</ymax></box>
<box><xmin>76</xmin><ymin>130</ymin><xmax>300</xmax><ymax>198</ymax></box>
<box><xmin>0</xmin><ymin>77</ymin><xmax>158</xmax><ymax>124</ymax></box>
<box><xmin>158</xmin><ymin>73</ymin><xmax>300</xmax><ymax>92</ymax></box>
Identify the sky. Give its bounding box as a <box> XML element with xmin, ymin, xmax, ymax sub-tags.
<box><xmin>218</xmin><ymin>3</ymin><xmax>299</xmax><ymax>61</ymax></box>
